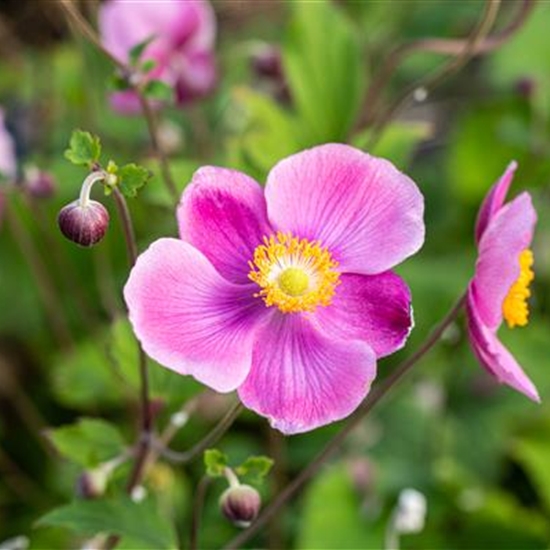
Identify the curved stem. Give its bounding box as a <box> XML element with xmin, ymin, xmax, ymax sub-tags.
<box><xmin>366</xmin><ymin>0</ymin><xmax>502</xmax><ymax>149</ymax></box>
<box><xmin>159</xmin><ymin>401</ymin><xmax>243</xmax><ymax>464</ymax></box>
<box><xmin>190</xmin><ymin>476</ymin><xmax>211</xmax><ymax>550</ymax></box>
<box><xmin>111</xmin><ymin>188</ymin><xmax>151</xmax><ymax>491</ymax></box>
<box><xmin>223</xmin><ymin>293</ymin><xmax>467</xmax><ymax>550</ymax></box>
<box><xmin>359</xmin><ymin>0</ymin><xmax>533</xmax><ymax>133</ymax></box>
<box><xmin>59</xmin><ymin>1</ymin><xmax>179</xmax><ymax>206</ymax></box>
<box><xmin>78</xmin><ymin>170</ymin><xmax>106</xmax><ymax>208</ymax></box>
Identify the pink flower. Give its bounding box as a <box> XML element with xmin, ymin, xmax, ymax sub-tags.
<box><xmin>0</xmin><ymin>108</ymin><xmax>17</xmax><ymax>227</ymax></box>
<box><xmin>467</xmin><ymin>162</ymin><xmax>540</xmax><ymax>402</ymax></box>
<box><xmin>124</xmin><ymin>144</ymin><xmax>425</xmax><ymax>433</ymax></box>
<box><xmin>99</xmin><ymin>0</ymin><xmax>216</xmax><ymax>114</ymax></box>
<box><xmin>0</xmin><ymin>108</ymin><xmax>17</xmax><ymax>180</ymax></box>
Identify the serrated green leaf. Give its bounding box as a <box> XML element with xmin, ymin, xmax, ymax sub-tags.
<box><xmin>235</xmin><ymin>456</ymin><xmax>274</xmax><ymax>485</ymax></box>
<box><xmin>117</xmin><ymin>163</ymin><xmax>151</xmax><ymax>198</ymax></box>
<box><xmin>143</xmin><ymin>80</ymin><xmax>173</xmax><ymax>102</ymax></box>
<box><xmin>64</xmin><ymin>130</ymin><xmax>101</xmax><ymax>167</ymax></box>
<box><xmin>204</xmin><ymin>449</ymin><xmax>228</xmax><ymax>477</ymax></box>
<box><xmin>129</xmin><ymin>36</ymin><xmax>156</xmax><ymax>67</ymax></box>
<box><xmin>36</xmin><ymin>497</ymin><xmax>178</xmax><ymax>549</ymax></box>
<box><xmin>46</xmin><ymin>418</ymin><xmax>125</xmax><ymax>468</ymax></box>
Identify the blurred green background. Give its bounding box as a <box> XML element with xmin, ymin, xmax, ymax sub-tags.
<box><xmin>1</xmin><ymin>0</ymin><xmax>549</xmax><ymax>548</ymax></box>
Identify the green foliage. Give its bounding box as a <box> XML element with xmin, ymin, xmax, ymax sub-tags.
<box><xmin>129</xmin><ymin>37</ymin><xmax>156</xmax><ymax>67</ymax></box>
<box><xmin>46</xmin><ymin>418</ymin><xmax>125</xmax><ymax>468</ymax></box>
<box><xmin>37</xmin><ymin>497</ymin><xmax>178</xmax><ymax>549</ymax></box>
<box><xmin>283</xmin><ymin>0</ymin><xmax>365</xmax><ymax>144</ymax></box>
<box><xmin>64</xmin><ymin>130</ymin><xmax>102</xmax><ymax>168</ymax></box>
<box><xmin>204</xmin><ymin>449</ymin><xmax>228</xmax><ymax>477</ymax></box>
<box><xmin>143</xmin><ymin>80</ymin><xmax>174</xmax><ymax>102</ymax></box>
<box><xmin>235</xmin><ymin>456</ymin><xmax>274</xmax><ymax>485</ymax></box>
<box><xmin>297</xmin><ymin>463</ymin><xmax>383</xmax><ymax>549</ymax></box>
<box><xmin>117</xmin><ymin>163</ymin><xmax>152</xmax><ymax>198</ymax></box>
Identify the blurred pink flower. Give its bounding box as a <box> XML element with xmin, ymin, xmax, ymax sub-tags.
<box><xmin>124</xmin><ymin>144</ymin><xmax>424</xmax><ymax>434</ymax></box>
<box><xmin>0</xmin><ymin>108</ymin><xmax>17</xmax><ymax>180</ymax></box>
<box><xmin>0</xmin><ymin>108</ymin><xmax>17</xmax><ymax>227</ymax></box>
<box><xmin>467</xmin><ymin>162</ymin><xmax>540</xmax><ymax>402</ymax></box>
<box><xmin>99</xmin><ymin>0</ymin><xmax>216</xmax><ymax>114</ymax></box>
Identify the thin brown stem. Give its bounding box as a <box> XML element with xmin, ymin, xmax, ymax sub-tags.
<box><xmin>111</xmin><ymin>188</ymin><xmax>152</xmax><ymax>489</ymax></box>
<box><xmin>223</xmin><ymin>293</ymin><xmax>467</xmax><ymax>550</ymax></box>
<box><xmin>4</xmin><ymin>198</ymin><xmax>73</xmax><ymax>350</ymax></box>
<box><xmin>366</xmin><ymin>0</ymin><xmax>502</xmax><ymax>149</ymax></box>
<box><xmin>58</xmin><ymin>0</ymin><xmax>179</xmax><ymax>205</ymax></box>
<box><xmin>159</xmin><ymin>401</ymin><xmax>243</xmax><ymax>464</ymax></box>
<box><xmin>360</xmin><ymin>0</ymin><xmax>533</xmax><ymax>132</ymax></box>
<box><xmin>190</xmin><ymin>476</ymin><xmax>211</xmax><ymax>550</ymax></box>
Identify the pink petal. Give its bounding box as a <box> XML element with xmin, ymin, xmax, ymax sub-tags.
<box><xmin>312</xmin><ymin>272</ymin><xmax>413</xmax><ymax>358</ymax></box>
<box><xmin>472</xmin><ymin>192</ymin><xmax>536</xmax><ymax>329</ymax></box>
<box><xmin>178</xmin><ymin>166</ymin><xmax>273</xmax><ymax>284</ymax></box>
<box><xmin>238</xmin><ymin>314</ymin><xmax>377</xmax><ymax>434</ymax></box>
<box><xmin>467</xmin><ymin>289</ymin><xmax>540</xmax><ymax>402</ymax></box>
<box><xmin>174</xmin><ymin>50</ymin><xmax>217</xmax><ymax>104</ymax></box>
<box><xmin>475</xmin><ymin>161</ymin><xmax>517</xmax><ymax>243</ymax></box>
<box><xmin>124</xmin><ymin>238</ymin><xmax>266</xmax><ymax>392</ymax></box>
<box><xmin>265</xmin><ymin>143</ymin><xmax>424</xmax><ymax>274</ymax></box>
<box><xmin>0</xmin><ymin>108</ymin><xmax>17</xmax><ymax>180</ymax></box>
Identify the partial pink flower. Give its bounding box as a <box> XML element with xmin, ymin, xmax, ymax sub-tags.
<box><xmin>99</xmin><ymin>0</ymin><xmax>216</xmax><ymax>114</ymax></box>
<box><xmin>0</xmin><ymin>108</ymin><xmax>17</xmax><ymax>180</ymax></box>
<box><xmin>125</xmin><ymin>144</ymin><xmax>425</xmax><ymax>434</ymax></box>
<box><xmin>467</xmin><ymin>162</ymin><xmax>540</xmax><ymax>402</ymax></box>
<box><xmin>0</xmin><ymin>108</ymin><xmax>17</xmax><ymax>227</ymax></box>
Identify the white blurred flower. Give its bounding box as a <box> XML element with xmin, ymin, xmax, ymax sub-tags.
<box><xmin>394</xmin><ymin>488</ymin><xmax>427</xmax><ymax>533</ymax></box>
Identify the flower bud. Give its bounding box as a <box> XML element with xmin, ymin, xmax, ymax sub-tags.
<box><xmin>251</xmin><ymin>45</ymin><xmax>283</xmax><ymax>80</ymax></box>
<box><xmin>58</xmin><ymin>200</ymin><xmax>109</xmax><ymax>247</ymax></box>
<box><xmin>75</xmin><ymin>468</ymin><xmax>108</xmax><ymax>499</ymax></box>
<box><xmin>24</xmin><ymin>167</ymin><xmax>56</xmax><ymax>199</ymax></box>
<box><xmin>219</xmin><ymin>484</ymin><xmax>261</xmax><ymax>528</ymax></box>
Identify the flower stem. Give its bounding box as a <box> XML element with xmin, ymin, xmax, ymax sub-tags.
<box><xmin>222</xmin><ymin>293</ymin><xmax>467</xmax><ymax>550</ymax></box>
<box><xmin>367</xmin><ymin>0</ymin><xmax>502</xmax><ymax>148</ymax></box>
<box><xmin>362</xmin><ymin>0</ymin><xmax>534</xmax><ymax>127</ymax></box>
<box><xmin>159</xmin><ymin>401</ymin><xmax>243</xmax><ymax>464</ymax></box>
<box><xmin>111</xmin><ymin>188</ymin><xmax>151</xmax><ymax>489</ymax></box>
<box><xmin>190</xmin><ymin>476</ymin><xmax>211</xmax><ymax>550</ymax></box>
<box><xmin>58</xmin><ymin>1</ymin><xmax>179</xmax><ymax>206</ymax></box>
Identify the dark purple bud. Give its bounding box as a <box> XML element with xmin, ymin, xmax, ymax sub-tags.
<box><xmin>24</xmin><ymin>168</ymin><xmax>57</xmax><ymax>199</ymax></box>
<box><xmin>75</xmin><ymin>469</ymin><xmax>108</xmax><ymax>499</ymax></box>
<box><xmin>515</xmin><ymin>77</ymin><xmax>536</xmax><ymax>99</ymax></box>
<box><xmin>251</xmin><ymin>46</ymin><xmax>283</xmax><ymax>80</ymax></box>
<box><xmin>58</xmin><ymin>200</ymin><xmax>109</xmax><ymax>247</ymax></box>
<box><xmin>219</xmin><ymin>484</ymin><xmax>261</xmax><ymax>528</ymax></box>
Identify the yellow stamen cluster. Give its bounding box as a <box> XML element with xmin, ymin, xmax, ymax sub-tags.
<box><xmin>248</xmin><ymin>232</ymin><xmax>340</xmax><ymax>313</ymax></box>
<box><xmin>502</xmin><ymin>249</ymin><xmax>534</xmax><ymax>328</ymax></box>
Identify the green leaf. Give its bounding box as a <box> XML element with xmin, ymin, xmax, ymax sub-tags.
<box><xmin>143</xmin><ymin>80</ymin><xmax>174</xmax><ymax>102</ymax></box>
<box><xmin>297</xmin><ymin>463</ymin><xmax>383</xmax><ymax>549</ymax></box>
<box><xmin>37</xmin><ymin>497</ymin><xmax>178</xmax><ymax>549</ymax></box>
<box><xmin>283</xmin><ymin>0</ymin><xmax>365</xmax><ymax>143</ymax></box>
<box><xmin>64</xmin><ymin>130</ymin><xmax>101</xmax><ymax>167</ymax></box>
<box><xmin>141</xmin><ymin>59</ymin><xmax>157</xmax><ymax>74</ymax></box>
<box><xmin>235</xmin><ymin>456</ymin><xmax>274</xmax><ymax>485</ymax></box>
<box><xmin>46</xmin><ymin>418</ymin><xmax>125</xmax><ymax>468</ymax></box>
<box><xmin>117</xmin><ymin>163</ymin><xmax>151</xmax><ymax>198</ymax></box>
<box><xmin>204</xmin><ymin>449</ymin><xmax>228</xmax><ymax>477</ymax></box>
<box><xmin>129</xmin><ymin>36</ymin><xmax>156</xmax><ymax>67</ymax></box>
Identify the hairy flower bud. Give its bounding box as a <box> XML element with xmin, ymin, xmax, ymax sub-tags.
<box><xmin>219</xmin><ymin>484</ymin><xmax>261</xmax><ymax>528</ymax></box>
<box><xmin>58</xmin><ymin>200</ymin><xmax>109</xmax><ymax>247</ymax></box>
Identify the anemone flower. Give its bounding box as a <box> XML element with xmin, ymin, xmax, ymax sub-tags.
<box><xmin>125</xmin><ymin>144</ymin><xmax>425</xmax><ymax>434</ymax></box>
<box><xmin>0</xmin><ymin>108</ymin><xmax>17</xmax><ymax>227</ymax></box>
<box><xmin>99</xmin><ymin>0</ymin><xmax>216</xmax><ymax>114</ymax></box>
<box><xmin>0</xmin><ymin>108</ymin><xmax>16</xmax><ymax>180</ymax></box>
<box><xmin>467</xmin><ymin>161</ymin><xmax>540</xmax><ymax>402</ymax></box>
